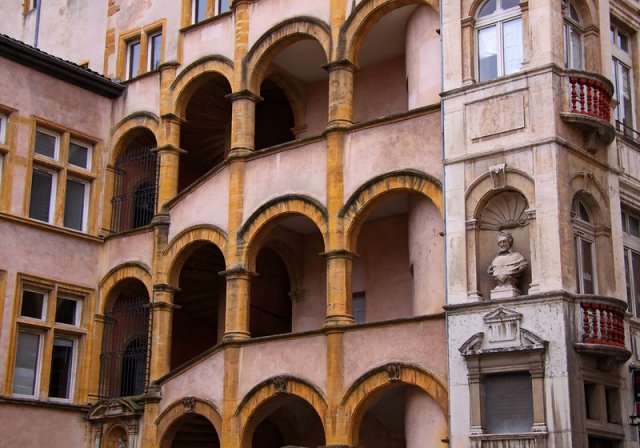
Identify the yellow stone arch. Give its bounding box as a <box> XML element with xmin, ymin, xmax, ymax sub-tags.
<box><xmin>340</xmin><ymin>0</ymin><xmax>438</xmax><ymax>64</ymax></box>
<box><xmin>338</xmin><ymin>362</ymin><xmax>448</xmax><ymax>446</ymax></box>
<box><xmin>98</xmin><ymin>262</ymin><xmax>152</xmax><ymax>314</ymax></box>
<box><xmin>244</xmin><ymin>16</ymin><xmax>331</xmax><ymax>93</ymax></box>
<box><xmin>171</xmin><ymin>55</ymin><xmax>235</xmax><ymax>119</ymax></box>
<box><xmin>156</xmin><ymin>397</ymin><xmax>223</xmax><ymax>448</ymax></box>
<box><xmin>110</xmin><ymin>112</ymin><xmax>160</xmax><ymax>164</ymax></box>
<box><xmin>340</xmin><ymin>170</ymin><xmax>442</xmax><ymax>252</ymax></box>
<box><xmin>235</xmin><ymin>376</ymin><xmax>328</xmax><ymax>448</ymax></box>
<box><xmin>238</xmin><ymin>194</ymin><xmax>329</xmax><ymax>270</ymax></box>
<box><xmin>163</xmin><ymin>224</ymin><xmax>229</xmax><ymax>287</ymax></box>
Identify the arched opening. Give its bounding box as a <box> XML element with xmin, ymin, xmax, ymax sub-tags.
<box><xmin>99</xmin><ymin>278</ymin><xmax>151</xmax><ymax>398</ymax></box>
<box><xmin>166</xmin><ymin>413</ymin><xmax>220</xmax><ymax>448</ymax></box>
<box><xmin>105</xmin><ymin>425</ymin><xmax>129</xmax><ymax>448</ymax></box>
<box><xmin>111</xmin><ymin>129</ymin><xmax>158</xmax><ymax>232</ymax></box>
<box><xmin>351</xmin><ymin>4</ymin><xmax>440</xmax><ymax>121</ymax></box>
<box><xmin>248</xmin><ymin>395</ymin><xmax>325</xmax><ymax>448</ymax></box>
<box><xmin>252</xmin><ymin>37</ymin><xmax>329</xmax><ymax>149</ymax></box>
<box><xmin>352</xmin><ymin>192</ymin><xmax>443</xmax><ymax>323</ymax></box>
<box><xmin>171</xmin><ymin>243</ymin><xmax>226</xmax><ymax>370</ymax></box>
<box><xmin>355</xmin><ymin>383</ymin><xmax>447</xmax><ymax>448</ymax></box>
<box><xmin>247</xmin><ymin>214</ymin><xmax>326</xmax><ymax>337</ymax></box>
<box><xmin>179</xmin><ymin>73</ymin><xmax>232</xmax><ymax>191</ymax></box>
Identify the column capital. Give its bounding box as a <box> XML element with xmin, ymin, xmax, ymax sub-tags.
<box><xmin>153</xmin><ymin>283</ymin><xmax>179</xmax><ymax>293</ymax></box>
<box><xmin>323</xmin><ymin>59</ymin><xmax>358</xmax><ymax>73</ymax></box>
<box><xmin>226</xmin><ymin>89</ymin><xmax>263</xmax><ymax>103</ymax></box>
<box><xmin>150</xmin><ymin>143</ymin><xmax>187</xmax><ymax>155</ymax></box>
<box><xmin>320</xmin><ymin>249</ymin><xmax>357</xmax><ymax>260</ymax></box>
<box><xmin>159</xmin><ymin>112</ymin><xmax>185</xmax><ymax>124</ymax></box>
<box><xmin>219</xmin><ymin>265</ymin><xmax>257</xmax><ymax>279</ymax></box>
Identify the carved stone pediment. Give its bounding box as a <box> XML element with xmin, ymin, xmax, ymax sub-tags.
<box><xmin>484</xmin><ymin>307</ymin><xmax>522</xmax><ymax>342</ymax></box>
<box><xmin>88</xmin><ymin>397</ymin><xmax>144</xmax><ymax>421</ymax></box>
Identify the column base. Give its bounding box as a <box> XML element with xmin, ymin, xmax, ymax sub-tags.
<box><xmin>222</xmin><ymin>331</ymin><xmax>251</xmax><ymax>342</ymax></box>
<box><xmin>324</xmin><ymin>315</ymin><xmax>355</xmax><ymax>327</ymax></box>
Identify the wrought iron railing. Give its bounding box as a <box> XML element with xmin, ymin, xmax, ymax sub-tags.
<box><xmin>99</xmin><ymin>296</ymin><xmax>152</xmax><ymax>398</ymax></box>
<box><xmin>111</xmin><ymin>146</ymin><xmax>159</xmax><ymax>233</ymax></box>
<box><xmin>616</xmin><ymin>120</ymin><xmax>640</xmax><ymax>144</ymax></box>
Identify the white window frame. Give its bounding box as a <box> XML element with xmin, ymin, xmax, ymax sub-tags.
<box><xmin>125</xmin><ymin>39</ymin><xmax>141</xmax><ymax>80</ymax></box>
<box><xmin>48</xmin><ymin>336</ymin><xmax>78</xmax><ymax>402</ymax></box>
<box><xmin>475</xmin><ymin>0</ymin><xmax>523</xmax><ymax>82</ymax></box>
<box><xmin>63</xmin><ymin>177</ymin><xmax>89</xmax><ymax>232</ymax></box>
<box><xmin>12</xmin><ymin>329</ymin><xmax>44</xmax><ymax>398</ymax></box>
<box><xmin>191</xmin><ymin>0</ymin><xmax>207</xmax><ymax>24</ymax></box>
<box><xmin>573</xmin><ymin>199</ymin><xmax>597</xmax><ymax>294</ymax></box>
<box><xmin>215</xmin><ymin>0</ymin><xmax>230</xmax><ymax>15</ymax></box>
<box><xmin>0</xmin><ymin>114</ymin><xmax>6</xmax><ymax>144</ymax></box>
<box><xmin>562</xmin><ymin>0</ymin><xmax>584</xmax><ymax>69</ymax></box>
<box><xmin>29</xmin><ymin>167</ymin><xmax>57</xmax><ymax>224</ymax></box>
<box><xmin>622</xmin><ymin>208</ymin><xmax>640</xmax><ymax>317</ymax></box>
<box><xmin>55</xmin><ymin>296</ymin><xmax>83</xmax><ymax>327</ymax></box>
<box><xmin>611</xmin><ymin>24</ymin><xmax>635</xmax><ymax>129</ymax></box>
<box><xmin>147</xmin><ymin>32</ymin><xmax>162</xmax><ymax>72</ymax></box>
<box><xmin>68</xmin><ymin>139</ymin><xmax>92</xmax><ymax>171</ymax></box>
<box><xmin>34</xmin><ymin>127</ymin><xmax>60</xmax><ymax>160</ymax></box>
<box><xmin>20</xmin><ymin>288</ymin><xmax>48</xmax><ymax>321</ymax></box>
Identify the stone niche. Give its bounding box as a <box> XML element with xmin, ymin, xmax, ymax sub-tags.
<box><xmin>475</xmin><ymin>189</ymin><xmax>531</xmax><ymax>299</ymax></box>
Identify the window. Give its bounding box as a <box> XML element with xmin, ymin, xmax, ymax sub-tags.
<box><xmin>190</xmin><ymin>0</ymin><xmax>230</xmax><ymax>24</ymax></box>
<box><xmin>10</xmin><ymin>278</ymin><xmax>88</xmax><ymax>402</ymax></box>
<box><xmin>28</xmin><ymin>124</ymin><xmax>95</xmax><ymax>232</ymax></box>
<box><xmin>0</xmin><ymin>113</ymin><xmax>6</xmax><ymax>189</ymax></box>
<box><xmin>475</xmin><ymin>0</ymin><xmax>523</xmax><ymax>82</ymax></box>
<box><xmin>622</xmin><ymin>208</ymin><xmax>640</xmax><ymax>317</ymax></box>
<box><xmin>148</xmin><ymin>32</ymin><xmax>162</xmax><ymax>71</ymax></box>
<box><xmin>484</xmin><ymin>372</ymin><xmax>534</xmax><ymax>433</ymax></box>
<box><xmin>611</xmin><ymin>24</ymin><xmax>635</xmax><ymax>131</ymax></box>
<box><xmin>126</xmin><ymin>40</ymin><xmax>141</xmax><ymax>80</ymax></box>
<box><xmin>573</xmin><ymin>198</ymin><xmax>596</xmax><ymax>294</ymax></box>
<box><xmin>563</xmin><ymin>1</ymin><xmax>583</xmax><ymax>69</ymax></box>
<box><xmin>353</xmin><ymin>292</ymin><xmax>366</xmax><ymax>324</ymax></box>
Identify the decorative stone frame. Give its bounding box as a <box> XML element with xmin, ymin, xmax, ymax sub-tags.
<box><xmin>459</xmin><ymin>323</ymin><xmax>548</xmax><ymax>442</ymax></box>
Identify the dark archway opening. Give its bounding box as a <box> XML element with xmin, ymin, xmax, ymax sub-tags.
<box><xmin>255</xmin><ymin>79</ymin><xmax>295</xmax><ymax>150</ymax></box>
<box><xmin>169</xmin><ymin>414</ymin><xmax>220</xmax><ymax>448</ymax></box>
<box><xmin>179</xmin><ymin>74</ymin><xmax>232</xmax><ymax>191</ymax></box>
<box><xmin>171</xmin><ymin>243</ymin><xmax>226</xmax><ymax>370</ymax></box>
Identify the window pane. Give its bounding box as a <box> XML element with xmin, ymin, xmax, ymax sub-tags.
<box><xmin>569</xmin><ymin>3</ymin><xmax>580</xmax><ymax>22</ymax></box>
<box><xmin>633</xmin><ymin>252</ymin><xmax>640</xmax><ymax>317</ymax></box>
<box><xmin>0</xmin><ymin>115</ymin><xmax>6</xmax><ymax>143</ymax></box>
<box><xmin>581</xmin><ymin>239</ymin><xmax>594</xmax><ymax>294</ymax></box>
<box><xmin>194</xmin><ymin>0</ymin><xmax>207</xmax><ymax>22</ymax></box>
<box><xmin>55</xmin><ymin>298</ymin><xmax>78</xmax><ymax>325</ymax></box>
<box><xmin>569</xmin><ymin>27</ymin><xmax>582</xmax><ymax>69</ymax></box>
<box><xmin>353</xmin><ymin>293</ymin><xmax>366</xmax><ymax>324</ymax></box>
<box><xmin>501</xmin><ymin>0</ymin><xmax>519</xmax><ymax>10</ymax></box>
<box><xmin>68</xmin><ymin>142</ymin><xmax>89</xmax><ymax>169</ymax></box>
<box><xmin>485</xmin><ymin>372</ymin><xmax>533</xmax><ymax>433</ymax></box>
<box><xmin>218</xmin><ymin>0</ymin><xmax>230</xmax><ymax>13</ymax></box>
<box><xmin>149</xmin><ymin>34</ymin><xmax>162</xmax><ymax>71</ymax></box>
<box><xmin>64</xmin><ymin>179</ymin><xmax>86</xmax><ymax>231</ymax></box>
<box><xmin>625</xmin><ymin>251</ymin><xmax>632</xmax><ymax>305</ymax></box>
<box><xmin>630</xmin><ymin>215</ymin><xmax>640</xmax><ymax>237</ymax></box>
<box><xmin>12</xmin><ymin>332</ymin><xmax>40</xmax><ymax>396</ymax></box>
<box><xmin>618</xmin><ymin>31</ymin><xmax>629</xmax><ymax>53</ymax></box>
<box><xmin>29</xmin><ymin>170</ymin><xmax>53</xmax><ymax>222</ymax></box>
<box><xmin>35</xmin><ymin>131</ymin><xmax>56</xmax><ymax>158</ymax></box>
<box><xmin>478</xmin><ymin>25</ymin><xmax>498</xmax><ymax>81</ymax></box>
<box><xmin>478</xmin><ymin>0</ymin><xmax>496</xmax><ymax>17</ymax></box>
<box><xmin>49</xmin><ymin>338</ymin><xmax>73</xmax><ymax>399</ymax></box>
<box><xmin>21</xmin><ymin>290</ymin><xmax>45</xmax><ymax>319</ymax></box>
<box><xmin>503</xmin><ymin>18</ymin><xmax>523</xmax><ymax>75</ymax></box>
<box><xmin>621</xmin><ymin>65</ymin><xmax>633</xmax><ymax>126</ymax></box>
<box><xmin>127</xmin><ymin>41</ymin><xmax>140</xmax><ymax>79</ymax></box>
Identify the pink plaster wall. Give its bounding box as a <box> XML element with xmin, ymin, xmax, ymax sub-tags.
<box><xmin>405</xmin><ymin>7</ymin><xmax>441</xmax><ymax>109</ymax></box>
<box><xmin>168</xmin><ymin>167</ymin><xmax>230</xmax><ymax>242</ymax></box>
<box><xmin>159</xmin><ymin>348</ymin><xmax>225</xmax><ymax>414</ymax></box>
<box><xmin>247</xmin><ymin>0</ymin><xmax>330</xmax><ymax>49</ymax></box>
<box><xmin>242</xmin><ymin>141</ymin><xmax>327</xmax><ymax>219</ymax></box>
<box><xmin>0</xmin><ymin>404</ymin><xmax>87</xmax><ymax>447</ymax></box>
<box><xmin>342</xmin><ymin>319</ymin><xmax>447</xmax><ymax>388</ymax></box>
<box><xmin>301</xmin><ymin>79</ymin><xmax>329</xmax><ymax>138</ymax></box>
<box><xmin>116</xmin><ymin>73</ymin><xmax>161</xmax><ymax>118</ymax></box>
<box><xmin>344</xmin><ymin>111</ymin><xmax>442</xmax><ymax>201</ymax></box>
<box><xmin>100</xmin><ymin>230</ymin><xmax>155</xmax><ymax>280</ymax></box>
<box><xmin>355</xmin><ymin>214</ymin><xmax>413</xmax><ymax>322</ymax></box>
<box><xmin>237</xmin><ymin>335</ymin><xmax>327</xmax><ymax>400</ymax></box>
<box><xmin>404</xmin><ymin>387</ymin><xmax>448</xmax><ymax>448</ymax></box>
<box><xmin>408</xmin><ymin>196</ymin><xmax>445</xmax><ymax>314</ymax></box>
<box><xmin>181</xmin><ymin>16</ymin><xmax>236</xmax><ymax>65</ymax></box>
<box><xmin>353</xmin><ymin>56</ymin><xmax>408</xmax><ymax>123</ymax></box>
<box><xmin>292</xmin><ymin>233</ymin><xmax>326</xmax><ymax>332</ymax></box>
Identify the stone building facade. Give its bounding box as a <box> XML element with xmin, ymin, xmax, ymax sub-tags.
<box><xmin>0</xmin><ymin>0</ymin><xmax>638</xmax><ymax>447</ymax></box>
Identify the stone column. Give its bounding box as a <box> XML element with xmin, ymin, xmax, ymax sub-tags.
<box><xmin>228</xmin><ymin>90</ymin><xmax>260</xmax><ymax>155</ymax></box>
<box><xmin>221</xmin><ymin>267</ymin><xmax>253</xmax><ymax>341</ymax></box>
<box><xmin>149</xmin><ymin>285</ymin><xmax>177</xmax><ymax>382</ymax></box>
<box><xmin>154</xmin><ymin>114</ymin><xmax>185</xmax><ymax>211</ymax></box>
<box><xmin>531</xmin><ymin>367</ymin><xmax>547</xmax><ymax>431</ymax></box>
<box><xmin>323</xmin><ymin>250</ymin><xmax>356</xmax><ymax>326</ymax></box>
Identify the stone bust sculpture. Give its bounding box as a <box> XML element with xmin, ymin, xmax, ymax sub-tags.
<box><xmin>487</xmin><ymin>231</ymin><xmax>528</xmax><ymax>298</ymax></box>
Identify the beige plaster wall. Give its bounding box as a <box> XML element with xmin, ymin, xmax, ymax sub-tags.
<box><xmin>180</xmin><ymin>15</ymin><xmax>236</xmax><ymax>67</ymax></box>
<box><xmin>405</xmin><ymin>387</ymin><xmax>448</xmax><ymax>448</ymax></box>
<box><xmin>247</xmin><ymin>0</ymin><xmax>330</xmax><ymax>50</ymax></box>
<box><xmin>292</xmin><ymin>233</ymin><xmax>326</xmax><ymax>332</ymax></box>
<box><xmin>0</xmin><ymin>404</ymin><xmax>87</xmax><ymax>448</ymax></box>
<box><xmin>301</xmin><ymin>79</ymin><xmax>329</xmax><ymax>138</ymax></box>
<box><xmin>237</xmin><ymin>334</ymin><xmax>327</xmax><ymax>400</ymax></box>
<box><xmin>342</xmin><ymin>319</ymin><xmax>447</xmax><ymax>389</ymax></box>
<box><xmin>100</xmin><ymin>230</ymin><xmax>156</xmax><ymax>280</ymax></box>
<box><xmin>353</xmin><ymin>56</ymin><xmax>408</xmax><ymax>123</ymax></box>
<box><xmin>167</xmin><ymin>167</ymin><xmax>230</xmax><ymax>242</ymax></box>
<box><xmin>406</xmin><ymin>6</ymin><xmax>441</xmax><ymax>109</ymax></box>
<box><xmin>159</xmin><ymin>348</ymin><xmax>225</xmax><ymax>414</ymax></box>
<box><xmin>116</xmin><ymin>74</ymin><xmax>162</xmax><ymax>119</ymax></box>
<box><xmin>344</xmin><ymin>112</ymin><xmax>442</xmax><ymax>201</ymax></box>
<box><xmin>242</xmin><ymin>141</ymin><xmax>327</xmax><ymax>220</ymax></box>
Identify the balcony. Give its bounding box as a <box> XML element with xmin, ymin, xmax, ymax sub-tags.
<box><xmin>573</xmin><ymin>296</ymin><xmax>631</xmax><ymax>369</ymax></box>
<box><xmin>560</xmin><ymin>70</ymin><xmax>615</xmax><ymax>152</ymax></box>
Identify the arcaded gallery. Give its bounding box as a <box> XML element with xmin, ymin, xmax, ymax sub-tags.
<box><xmin>0</xmin><ymin>0</ymin><xmax>639</xmax><ymax>447</ymax></box>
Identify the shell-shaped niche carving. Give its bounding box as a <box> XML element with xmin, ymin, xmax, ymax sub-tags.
<box><xmin>479</xmin><ymin>190</ymin><xmax>529</xmax><ymax>230</ymax></box>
